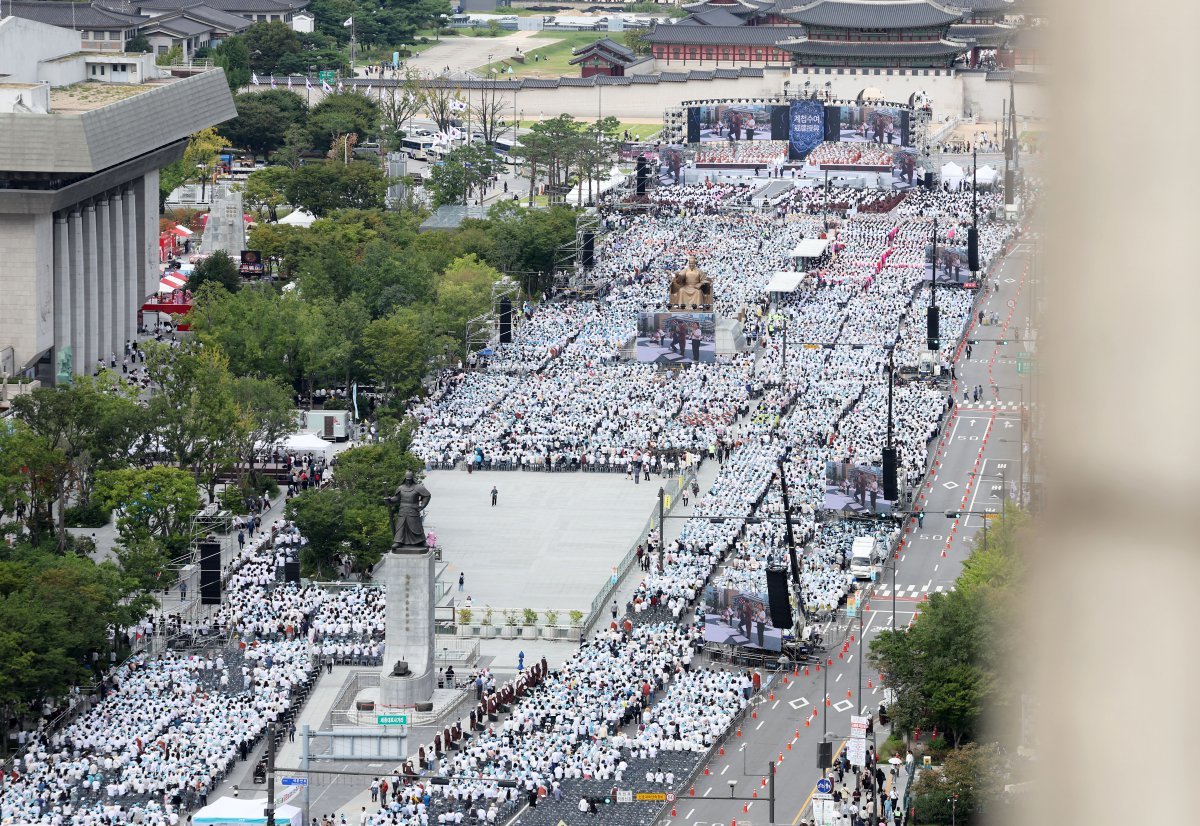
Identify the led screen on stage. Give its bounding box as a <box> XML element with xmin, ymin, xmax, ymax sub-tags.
<box><xmin>636</xmin><ymin>312</ymin><xmax>716</xmax><ymax>365</ymax></box>
<box><xmin>824</xmin><ymin>105</ymin><xmax>911</xmax><ymax>147</ymax></box>
<box><xmin>702</xmin><ymin>584</ymin><xmax>784</xmax><ymax>652</ymax></box>
<box><xmin>770</xmin><ymin>105</ymin><xmax>790</xmax><ymax>141</ymax></box>
<box><xmin>691</xmin><ymin>104</ymin><xmax>775</xmax><ymax>142</ymax></box>
<box><xmin>686</xmin><ymin>107</ymin><xmax>701</xmax><ymax>144</ymax></box>
<box><xmin>789</xmin><ymin>99</ymin><xmax>825</xmax><ymax>161</ymax></box>
<box><xmin>824</xmin><ymin>459</ymin><xmax>895</xmax><ymax>516</ymax></box>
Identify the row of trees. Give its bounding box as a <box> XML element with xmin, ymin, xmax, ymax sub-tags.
<box><xmin>514</xmin><ymin>115</ymin><xmax>625</xmax><ymax>207</ymax></box>
<box><xmin>868</xmin><ymin>505</ymin><xmax>1028</xmax><ymax>823</ymax></box>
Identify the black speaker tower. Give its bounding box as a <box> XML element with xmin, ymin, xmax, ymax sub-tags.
<box><xmin>581</xmin><ymin>231</ymin><xmax>595</xmax><ymax>268</ymax></box>
<box><xmin>499</xmin><ymin>298</ymin><xmax>512</xmax><ymax>344</ymax></box>
<box><xmin>199</xmin><ymin>540</ymin><xmax>222</xmax><ymax>605</ymax></box>
<box><xmin>926</xmin><ymin>305</ymin><xmax>940</xmax><ymax>351</ymax></box>
<box><xmin>882</xmin><ymin>447</ymin><xmax>898</xmax><ymax>502</ymax></box>
<box><xmin>967</xmin><ymin>227</ymin><xmax>979</xmax><ymax>272</ymax></box>
<box><xmin>765</xmin><ymin>567</ymin><xmax>793</xmax><ymax>630</ymax></box>
<box><xmin>635</xmin><ymin>156</ymin><xmax>648</xmax><ymax>196</ymax></box>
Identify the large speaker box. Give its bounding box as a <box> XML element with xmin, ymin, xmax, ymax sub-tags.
<box><xmin>581</xmin><ymin>231</ymin><xmax>595</xmax><ymax>268</ymax></box>
<box><xmin>199</xmin><ymin>540</ymin><xmax>222</xmax><ymax>605</ymax></box>
<box><xmin>499</xmin><ymin>298</ymin><xmax>512</xmax><ymax>345</ymax></box>
<box><xmin>765</xmin><ymin>567</ymin><xmax>793</xmax><ymax>630</ymax></box>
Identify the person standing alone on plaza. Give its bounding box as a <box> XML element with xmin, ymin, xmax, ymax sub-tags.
<box><xmin>491</xmin><ymin>486</ymin><xmax>498</xmax><ymax>507</ymax></box>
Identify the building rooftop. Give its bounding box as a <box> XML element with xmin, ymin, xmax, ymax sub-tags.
<box><xmin>48</xmin><ymin>78</ymin><xmax>173</xmax><ymax>113</ymax></box>
<box><xmin>647</xmin><ymin>24</ymin><xmax>806</xmax><ymax>45</ymax></box>
<box><xmin>780</xmin><ymin>0</ymin><xmax>965</xmax><ymax>29</ymax></box>
<box><xmin>7</xmin><ymin>0</ymin><xmax>144</xmax><ymax>27</ymax></box>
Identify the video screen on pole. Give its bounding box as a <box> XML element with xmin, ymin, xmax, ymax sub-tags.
<box><xmin>892</xmin><ymin>148</ymin><xmax>919</xmax><ymax>186</ymax></box>
<box><xmin>925</xmin><ymin>242</ymin><xmax>971</xmax><ymax>284</ymax></box>
<box><xmin>691</xmin><ymin>104</ymin><xmax>776</xmax><ymax>142</ymax></box>
<box><xmin>824</xmin><ymin>459</ymin><xmax>895</xmax><ymax>516</ymax></box>
<box><xmin>701</xmin><ymin>584</ymin><xmax>784</xmax><ymax>652</ymax></box>
<box><xmin>824</xmin><ymin>105</ymin><xmax>911</xmax><ymax>148</ymax></box>
<box><xmin>636</xmin><ymin>312</ymin><xmax>716</xmax><ymax>365</ymax></box>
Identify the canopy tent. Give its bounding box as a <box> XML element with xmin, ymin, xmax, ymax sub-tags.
<box><xmin>277</xmin><ymin>431</ymin><xmax>332</xmax><ymax>459</ymax></box>
<box><xmin>170</xmin><ymin>224</ymin><xmax>194</xmax><ymax>237</ymax></box>
<box><xmin>790</xmin><ymin>238</ymin><xmax>829</xmax><ymax>259</ymax></box>
<box><xmin>765</xmin><ymin>271</ymin><xmax>804</xmax><ymax>293</ymax></box>
<box><xmin>193</xmin><ymin>797</ymin><xmax>301</xmax><ymax>826</ymax></box>
<box><xmin>158</xmin><ymin>271</ymin><xmax>188</xmax><ymax>293</ymax></box>
<box><xmin>940</xmin><ymin>161</ymin><xmax>965</xmax><ymax>187</ymax></box>
<box><xmin>278</xmin><ymin>209</ymin><xmax>316</xmax><ymax>228</ymax></box>
<box><xmin>975</xmin><ymin>164</ymin><xmax>999</xmax><ymax>186</ymax></box>
<box><xmin>566</xmin><ymin>165</ymin><xmax>626</xmax><ymax>203</ymax></box>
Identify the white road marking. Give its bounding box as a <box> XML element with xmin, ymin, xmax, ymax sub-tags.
<box><xmin>687</xmin><ymin>809</ymin><xmax>695</xmax><ymax>819</ymax></box>
<box><xmin>924</xmin><ymin>579</ymin><xmax>932</xmax><ymax>591</ymax></box>
<box><xmin>721</xmin><ymin>765</ymin><xmax>729</xmax><ymax>776</ymax></box>
<box><xmin>772</xmin><ymin>701</ymin><xmax>780</xmax><ymax>710</ymax></box>
<box><xmin>835</xmin><ymin>673</ymin><xmax>842</xmax><ymax>682</ymax></box>
<box><xmin>756</xmin><ymin>720</ymin><xmax>765</xmax><ymax>730</ymax></box>
<box><xmin>936</xmin><ymin>586</ymin><xmax>944</xmax><ymax>592</ymax></box>
<box><xmin>704</xmin><ymin>787</ymin><xmax>712</xmax><ymax>797</ymax></box>
<box><xmin>846</xmin><ymin>654</ymin><xmax>854</xmax><ymax>664</ymax></box>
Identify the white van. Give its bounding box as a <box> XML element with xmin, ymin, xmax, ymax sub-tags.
<box><xmin>849</xmin><ymin>536</ymin><xmax>879</xmax><ymax>579</ymax></box>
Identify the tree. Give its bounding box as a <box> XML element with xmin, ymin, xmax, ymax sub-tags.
<box><xmin>190</xmin><ymin>250</ymin><xmax>242</xmax><ymax>293</ymax></box>
<box><xmin>422</xmin><ymin>83</ymin><xmax>466</xmax><ymax>133</ymax></box>
<box><xmin>243</xmin><ymin>21</ymin><xmax>301</xmax><ymax>73</ymax></box>
<box><xmin>480</xmin><ymin>202</ymin><xmax>578</xmax><ymax>286</ymax></box>
<box><xmin>182</xmin><ymin>127</ymin><xmax>226</xmax><ymax>201</ymax></box>
<box><xmin>229</xmin><ymin>376</ymin><xmax>296</xmax><ymax>490</ymax></box>
<box><xmin>95</xmin><ymin>466</ymin><xmax>203</xmax><ymax>546</ymax></box>
<box><xmin>212</xmin><ymin>36</ymin><xmax>251</xmax><ymax>91</ymax></box>
<box><xmin>425</xmin><ymin>143</ymin><xmax>498</xmax><ymax>207</ymax></box>
<box><xmin>126</xmin><ymin>33</ymin><xmax>151</xmax><ymax>53</ymax></box>
<box><xmin>240</xmin><ymin>166</ymin><xmax>293</xmax><ymax>222</ymax></box>
<box><xmin>378</xmin><ymin>68</ymin><xmax>424</xmax><ymax>148</ymax></box>
<box><xmin>285</xmin><ymin>488</ymin><xmax>389</xmax><ymax>577</ymax></box>
<box><xmin>0</xmin><ymin>423</ymin><xmax>68</xmax><ymax>548</ymax></box>
<box><xmin>306</xmin><ymin>92</ymin><xmax>380</xmax><ymax>149</ymax></box>
<box><xmin>909</xmin><ymin>743</ymin><xmax>1006</xmax><ymax>824</ymax></box>
<box><xmin>623</xmin><ymin>28</ymin><xmax>653</xmax><ymax>56</ymax></box>
<box><xmin>155</xmin><ymin>44</ymin><xmax>182</xmax><ymax>67</ymax></box>
<box><xmin>362</xmin><ymin>306</ymin><xmax>434</xmax><ymax>399</ymax></box>
<box><xmin>283</xmin><ymin>160</ymin><xmax>388</xmax><ymax>216</ymax></box>
<box><xmin>471</xmin><ymin>75</ymin><xmax>510</xmax><ymax>146</ymax></box>
<box><xmin>222</xmin><ymin>90</ymin><xmax>308</xmax><ymax>156</ymax></box>
<box><xmin>143</xmin><ymin>340</ymin><xmax>244</xmax><ymax>498</ymax></box>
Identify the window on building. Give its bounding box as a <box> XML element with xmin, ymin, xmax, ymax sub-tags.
<box><xmin>110</xmin><ymin>31</ymin><xmax>120</xmax><ymax>40</ymax></box>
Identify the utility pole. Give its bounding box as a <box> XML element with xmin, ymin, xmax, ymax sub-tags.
<box><xmin>776</xmin><ymin>458</ymin><xmax>801</xmax><ymax>587</ymax></box>
<box><xmin>657</xmin><ymin>486</ymin><xmax>665</xmax><ymax>572</ymax></box>
<box><xmin>265</xmin><ymin>722</ymin><xmax>277</xmax><ymax>826</ymax></box>
<box><xmin>768</xmin><ymin>760</ymin><xmax>776</xmax><ymax>824</ymax></box>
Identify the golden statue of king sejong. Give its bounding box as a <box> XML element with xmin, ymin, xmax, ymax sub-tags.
<box><xmin>669</xmin><ymin>255</ymin><xmax>714</xmax><ymax>309</ymax></box>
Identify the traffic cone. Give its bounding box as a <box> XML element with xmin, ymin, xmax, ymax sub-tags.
<box><xmin>795</xmin><ymin>729</ymin><xmax>800</xmax><ymax>738</ymax></box>
<box><xmin>671</xmin><ymin>808</ymin><xmax>677</xmax><ymax>817</ymax></box>
<box><xmin>828</xmin><ymin>658</ymin><xmax>834</xmax><ymax>667</ymax></box>
<box><xmin>838</xmin><ymin>650</ymin><xmax>844</xmax><ymax>659</ymax></box>
<box><xmin>847</xmin><ymin>689</ymin><xmax>852</xmax><ymax>699</ymax></box>
<box><xmin>704</xmin><ymin>767</ymin><xmax>710</xmax><ymax>775</ymax></box>
<box><xmin>752</xmin><ymin>709</ymin><xmax>757</xmax><ymax>719</ymax></box>
<box><xmin>783</xmin><ymin>676</ymin><xmax>789</xmax><ymax>686</ymax></box>
<box><xmin>850</xmin><ymin>634</ymin><xmax>856</xmax><ymax>643</ymax></box>
<box><xmin>779</xmin><ymin>752</ymin><xmax>784</xmax><ymax>763</ymax></box>
<box><xmin>868</xmin><ymin>679</ymin><xmax>873</xmax><ymax>689</ymax></box>
<box><xmin>737</xmin><ymin>728</ymin><xmax>742</xmax><ymax>737</ymax></box>
<box><xmin>805</xmin><ymin>718</ymin><xmax>810</xmax><ymax>727</ymax></box>
<box><xmin>769</xmin><ymin>691</ymin><xmax>775</xmax><ymax>700</ymax></box>
<box><xmin>786</xmin><ymin>741</ymin><xmax>792</xmax><ymax>750</ymax></box>
<box><xmin>690</xmin><ymin>787</ymin><xmax>695</xmax><ymax>796</ymax></box>
<box><xmin>762</xmin><ymin>778</ymin><xmax>768</xmax><ymax>788</ymax></box>
<box><xmin>720</xmin><ymin>745</ymin><xmax>726</xmax><ymax>755</ymax></box>
<box><xmin>805</xmin><ymin>666</ymin><xmax>810</xmax><ymax>676</ymax></box>
<box><xmin>794</xmin><ymin>665</ymin><xmax>799</xmax><ymax>677</ymax></box>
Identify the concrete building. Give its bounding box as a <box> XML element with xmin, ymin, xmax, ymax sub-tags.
<box><xmin>0</xmin><ymin>16</ymin><xmax>236</xmax><ymax>382</ymax></box>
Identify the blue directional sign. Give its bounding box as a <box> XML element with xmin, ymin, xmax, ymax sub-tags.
<box><xmin>816</xmin><ymin>778</ymin><xmax>833</xmax><ymax>795</ymax></box>
<box><xmin>281</xmin><ymin>777</ymin><xmax>308</xmax><ymax>786</ymax></box>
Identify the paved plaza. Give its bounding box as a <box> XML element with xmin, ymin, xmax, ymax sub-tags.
<box><xmin>423</xmin><ymin>468</ymin><xmax>664</xmax><ymax>612</ymax></box>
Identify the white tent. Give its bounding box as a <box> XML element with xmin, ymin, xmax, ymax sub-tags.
<box><xmin>193</xmin><ymin>797</ymin><xmax>301</xmax><ymax>826</ymax></box>
<box><xmin>790</xmin><ymin>238</ymin><xmax>829</xmax><ymax>259</ymax></box>
<box><xmin>277</xmin><ymin>431</ymin><xmax>332</xmax><ymax>459</ymax></box>
<box><xmin>566</xmin><ymin>165</ymin><xmax>626</xmax><ymax>203</ymax></box>
<box><xmin>940</xmin><ymin>162</ymin><xmax>965</xmax><ymax>187</ymax></box>
<box><xmin>975</xmin><ymin>164</ymin><xmax>999</xmax><ymax>186</ymax></box>
<box><xmin>766</xmin><ymin>271</ymin><xmax>804</xmax><ymax>293</ymax></box>
<box><xmin>278</xmin><ymin>209</ymin><xmax>316</xmax><ymax>228</ymax></box>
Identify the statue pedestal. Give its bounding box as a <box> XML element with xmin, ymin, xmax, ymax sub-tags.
<box><xmin>378</xmin><ymin>548</ymin><xmax>436</xmax><ymax>710</ymax></box>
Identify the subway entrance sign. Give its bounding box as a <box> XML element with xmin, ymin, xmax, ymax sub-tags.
<box><xmin>377</xmin><ymin>713</ymin><xmax>409</xmax><ymax>725</ymax></box>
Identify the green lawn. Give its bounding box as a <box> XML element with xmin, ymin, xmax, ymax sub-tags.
<box><xmin>475</xmin><ymin>31</ymin><xmax>631</xmax><ymax>78</ymax></box>
<box><xmin>516</xmin><ymin>119</ymin><xmax>661</xmax><ymax>140</ymax></box>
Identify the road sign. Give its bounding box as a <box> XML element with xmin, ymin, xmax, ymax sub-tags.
<box><xmin>281</xmin><ymin>777</ymin><xmax>307</xmax><ymax>786</ymax></box>
<box><xmin>816</xmin><ymin>778</ymin><xmax>833</xmax><ymax>794</ymax></box>
<box><xmin>616</xmin><ymin>790</ymin><xmax>633</xmax><ymax>803</ymax></box>
<box><xmin>847</xmin><ymin>737</ymin><xmax>867</xmax><ymax>767</ymax></box>
<box><xmin>666</xmin><ymin>792</ymin><xmax>676</xmax><ymax>803</ymax></box>
<box><xmin>635</xmin><ymin>792</ymin><xmax>667</xmax><ymax>802</ymax></box>
<box><xmin>318</xmin><ymin>70</ymin><xmax>336</xmax><ymax>85</ymax></box>
<box><xmin>813</xmin><ymin>796</ymin><xmax>836</xmax><ymax>826</ymax></box>
<box><xmin>376</xmin><ymin>713</ymin><xmax>408</xmax><ymax>725</ymax></box>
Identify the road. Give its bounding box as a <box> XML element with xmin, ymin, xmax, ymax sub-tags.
<box><xmin>658</xmin><ymin>239</ymin><xmax>1036</xmax><ymax>826</ymax></box>
<box><xmin>404</xmin><ymin>31</ymin><xmax>550</xmax><ymax>76</ymax></box>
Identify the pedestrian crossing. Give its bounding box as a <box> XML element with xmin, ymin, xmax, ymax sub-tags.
<box><xmin>956</xmin><ymin>401</ymin><xmax>1023</xmax><ymax>411</ymax></box>
<box><xmin>872</xmin><ymin>583</ymin><xmax>955</xmax><ymax>596</ymax></box>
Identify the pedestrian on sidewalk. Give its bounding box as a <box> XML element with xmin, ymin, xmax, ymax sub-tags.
<box><xmin>611</xmin><ymin>600</ymin><xmax>618</xmax><ymax>621</ymax></box>
<box><xmin>179</xmin><ymin>581</ymin><xmax>188</xmax><ymax>600</ymax></box>
<box><xmin>237</xmin><ymin>530</ymin><xmax>245</xmax><ymax>551</ymax></box>
<box><xmin>458</xmin><ymin>572</ymin><xmax>465</xmax><ymax>591</ymax></box>
<box><xmin>917</xmin><ymin>510</ymin><xmax>924</xmax><ymax>529</ymax></box>
<box><xmin>490</xmin><ymin>486</ymin><xmax>498</xmax><ymax>506</ymax></box>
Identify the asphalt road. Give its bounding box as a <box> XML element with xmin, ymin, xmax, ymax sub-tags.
<box><xmin>658</xmin><ymin>240</ymin><xmax>1036</xmax><ymax>826</ymax></box>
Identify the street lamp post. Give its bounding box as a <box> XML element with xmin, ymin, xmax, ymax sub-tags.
<box><xmin>944</xmin><ymin>509</ymin><xmax>992</xmax><ymax>548</ymax></box>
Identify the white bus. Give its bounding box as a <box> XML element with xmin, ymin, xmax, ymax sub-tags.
<box><xmin>400</xmin><ymin>136</ymin><xmax>434</xmax><ymax>161</ymax></box>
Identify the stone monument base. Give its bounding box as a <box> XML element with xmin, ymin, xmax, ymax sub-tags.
<box><xmin>378</xmin><ymin>666</ymin><xmax>435</xmax><ymax>711</ymax></box>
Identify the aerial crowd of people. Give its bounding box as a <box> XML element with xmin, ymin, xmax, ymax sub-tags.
<box><xmin>0</xmin><ymin>178</ymin><xmax>1021</xmax><ymax>825</ymax></box>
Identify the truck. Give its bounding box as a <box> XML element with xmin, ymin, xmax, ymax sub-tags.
<box><xmin>300</xmin><ymin>409</ymin><xmax>352</xmax><ymax>442</ymax></box>
<box><xmin>849</xmin><ymin>536</ymin><xmax>879</xmax><ymax>579</ymax></box>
